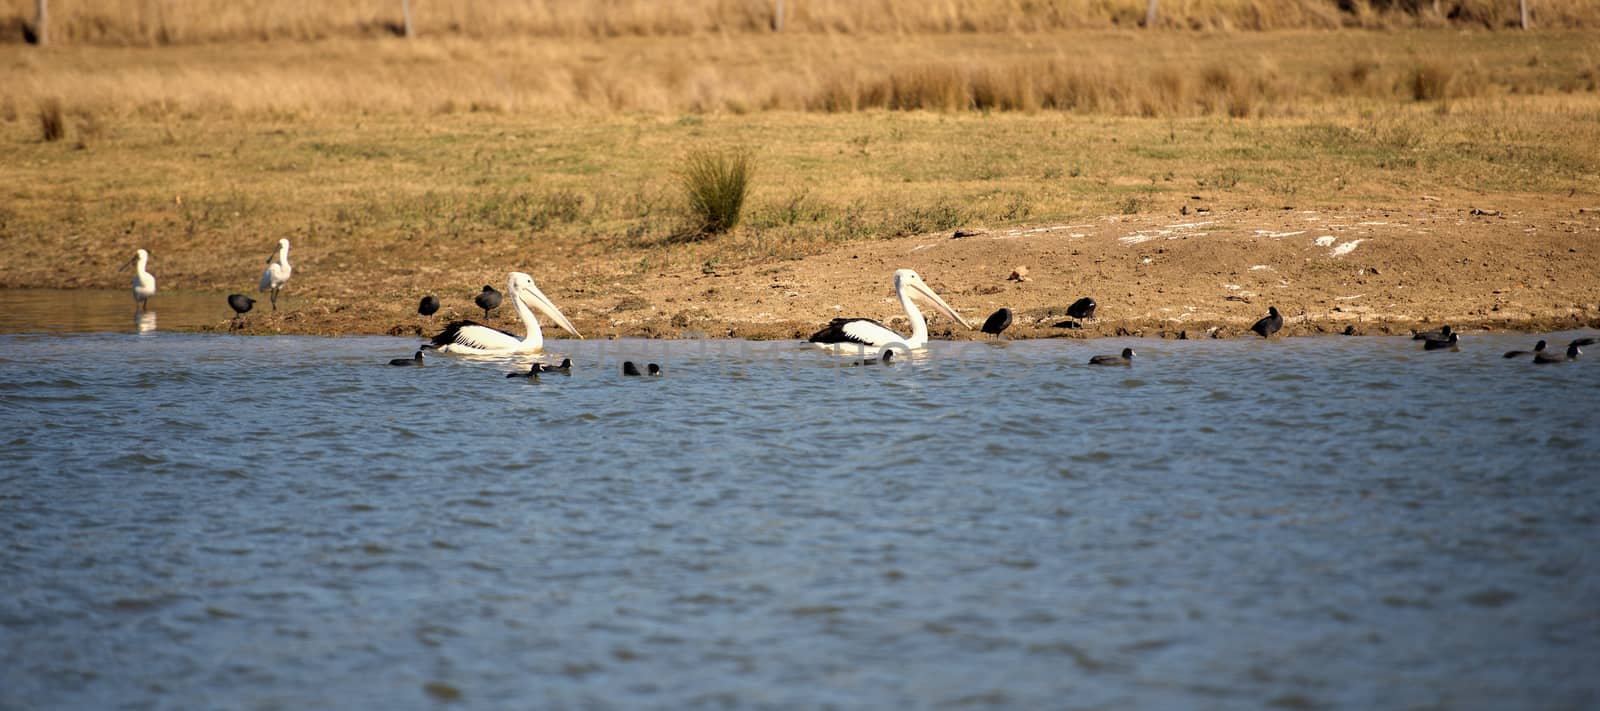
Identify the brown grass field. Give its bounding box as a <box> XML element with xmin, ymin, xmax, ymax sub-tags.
<box><xmin>5</xmin><ymin>0</ymin><xmax>1599</xmax><ymax>45</ymax></box>
<box><xmin>2</xmin><ymin>20</ymin><xmax>1598</xmax><ymax>339</ymax></box>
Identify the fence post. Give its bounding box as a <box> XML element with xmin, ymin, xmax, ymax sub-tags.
<box><xmin>403</xmin><ymin>0</ymin><xmax>414</xmax><ymax>38</ymax></box>
<box><xmin>1519</xmin><ymin>0</ymin><xmax>1529</xmax><ymax>29</ymax></box>
<box><xmin>35</xmin><ymin>0</ymin><xmax>48</xmax><ymax>46</ymax></box>
<box><xmin>1144</xmin><ymin>0</ymin><xmax>1158</xmax><ymax>28</ymax></box>
<box><xmin>773</xmin><ymin>0</ymin><xmax>784</xmax><ymax>32</ymax></box>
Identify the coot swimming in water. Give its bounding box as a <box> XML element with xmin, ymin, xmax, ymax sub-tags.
<box><xmin>1088</xmin><ymin>347</ymin><xmax>1136</xmax><ymax>366</ymax></box>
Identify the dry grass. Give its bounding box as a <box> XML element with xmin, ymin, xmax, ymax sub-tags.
<box><xmin>4</xmin><ymin>98</ymin><xmax>1598</xmax><ymax>291</ymax></box>
<box><xmin>1</xmin><ymin>29</ymin><xmax>1597</xmax><ymax>304</ymax></box>
<box><xmin>679</xmin><ymin>148</ymin><xmax>755</xmax><ymax>238</ymax></box>
<box><xmin>3</xmin><ymin>0</ymin><xmax>1598</xmax><ymax>46</ymax></box>
<box><xmin>35</xmin><ymin>97</ymin><xmax>63</xmax><ymax>141</ymax></box>
<box><xmin>5</xmin><ymin>31</ymin><xmax>1596</xmax><ymax>121</ymax></box>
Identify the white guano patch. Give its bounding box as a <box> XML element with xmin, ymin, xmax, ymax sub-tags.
<box><xmin>1329</xmin><ymin>239</ymin><xmax>1363</xmax><ymax>257</ymax></box>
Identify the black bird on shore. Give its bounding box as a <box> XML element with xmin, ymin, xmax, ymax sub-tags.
<box><xmin>474</xmin><ymin>285</ymin><xmax>502</xmax><ymax>320</ymax></box>
<box><xmin>1250</xmin><ymin>306</ymin><xmax>1283</xmax><ymax>338</ymax></box>
<box><xmin>1067</xmin><ymin>297</ymin><xmax>1097</xmax><ymax>320</ymax></box>
<box><xmin>1423</xmin><ymin>332</ymin><xmax>1459</xmax><ymax>351</ymax></box>
<box><xmin>981</xmin><ymin>308</ymin><xmax>1013</xmax><ymax>338</ymax></box>
<box><xmin>227</xmin><ymin>293</ymin><xmax>255</xmax><ymax>319</ymax></box>
<box><xmin>1502</xmin><ymin>340</ymin><xmax>1546</xmax><ymax>359</ymax></box>
<box><xmin>1088</xmin><ymin>347</ymin><xmax>1136</xmax><ymax>366</ymax></box>
<box><xmin>1534</xmin><ymin>343</ymin><xmax>1582</xmax><ymax>364</ymax></box>
<box><xmin>389</xmin><ymin>350</ymin><xmax>425</xmax><ymax>366</ymax></box>
<box><xmin>1413</xmin><ymin>325</ymin><xmax>1453</xmax><ymax>341</ymax></box>
<box><xmin>418</xmin><ymin>295</ymin><xmax>440</xmax><ymax>317</ymax></box>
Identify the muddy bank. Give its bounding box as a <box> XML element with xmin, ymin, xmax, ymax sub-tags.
<box><xmin>114</xmin><ymin>203</ymin><xmax>1600</xmax><ymax>341</ymax></box>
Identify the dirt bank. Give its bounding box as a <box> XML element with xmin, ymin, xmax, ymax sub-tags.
<box><xmin>126</xmin><ymin>201</ymin><xmax>1600</xmax><ymax>341</ymax></box>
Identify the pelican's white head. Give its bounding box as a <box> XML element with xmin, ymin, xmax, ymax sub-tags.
<box><xmin>508</xmin><ymin>271</ymin><xmax>583</xmax><ymax>339</ymax></box>
<box><xmin>893</xmin><ymin>269</ymin><xmax>973</xmax><ymax>330</ymax></box>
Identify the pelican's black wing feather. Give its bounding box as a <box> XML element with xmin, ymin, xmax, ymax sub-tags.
<box><xmin>808</xmin><ymin>318</ymin><xmax>886</xmax><ymax>344</ymax></box>
<box><xmin>424</xmin><ymin>320</ymin><xmax>518</xmax><ymax>348</ymax></box>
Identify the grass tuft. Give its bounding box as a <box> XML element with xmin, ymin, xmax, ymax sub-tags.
<box><xmin>38</xmin><ymin>99</ymin><xmax>65</xmax><ymax>142</ymax></box>
<box><xmin>678</xmin><ymin>148</ymin><xmax>754</xmax><ymax>239</ymax></box>
<box><xmin>1411</xmin><ymin>62</ymin><xmax>1456</xmax><ymax>101</ymax></box>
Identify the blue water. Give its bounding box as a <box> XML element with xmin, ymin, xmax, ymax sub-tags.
<box><xmin>2</xmin><ymin>330</ymin><xmax>1598</xmax><ymax>709</ymax></box>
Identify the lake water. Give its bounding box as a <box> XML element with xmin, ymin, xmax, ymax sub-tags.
<box><xmin>2</xmin><ymin>292</ymin><xmax>1598</xmax><ymax>709</ymax></box>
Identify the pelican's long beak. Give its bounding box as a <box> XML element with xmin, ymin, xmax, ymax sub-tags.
<box><xmin>910</xmin><ymin>280</ymin><xmax>974</xmax><ymax>330</ymax></box>
<box><xmin>518</xmin><ymin>282</ymin><xmax>584</xmax><ymax>339</ymax></box>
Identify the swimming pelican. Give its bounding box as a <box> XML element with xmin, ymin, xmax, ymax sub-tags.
<box><xmin>808</xmin><ymin>269</ymin><xmax>973</xmax><ymax>351</ymax></box>
<box><xmin>118</xmin><ymin>249</ymin><xmax>156</xmax><ymax>312</ymax></box>
<box><xmin>259</xmin><ymin>238</ymin><xmax>292</xmax><ymax>311</ymax></box>
<box><xmin>424</xmin><ymin>272</ymin><xmax>582</xmax><ymax>355</ymax></box>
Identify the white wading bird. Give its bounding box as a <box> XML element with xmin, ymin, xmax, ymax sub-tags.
<box><xmin>423</xmin><ymin>272</ymin><xmax>582</xmax><ymax>355</ymax></box>
<box><xmin>808</xmin><ymin>269</ymin><xmax>974</xmax><ymax>351</ymax></box>
<box><xmin>118</xmin><ymin>248</ymin><xmax>156</xmax><ymax>312</ymax></box>
<box><xmin>259</xmin><ymin>238</ymin><xmax>292</xmax><ymax>311</ymax></box>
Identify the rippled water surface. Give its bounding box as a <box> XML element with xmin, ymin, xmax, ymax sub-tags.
<box><xmin>3</xmin><ymin>328</ymin><xmax>1598</xmax><ymax>709</ymax></box>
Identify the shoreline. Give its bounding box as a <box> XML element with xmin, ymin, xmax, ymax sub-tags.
<box><xmin>19</xmin><ymin>205</ymin><xmax>1596</xmax><ymax>342</ymax></box>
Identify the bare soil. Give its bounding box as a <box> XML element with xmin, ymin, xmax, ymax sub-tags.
<box><xmin>182</xmin><ymin>200</ymin><xmax>1600</xmax><ymax>341</ymax></box>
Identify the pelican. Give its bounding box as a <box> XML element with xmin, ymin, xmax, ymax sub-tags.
<box><xmin>118</xmin><ymin>249</ymin><xmax>156</xmax><ymax>312</ymax></box>
<box><xmin>423</xmin><ymin>272</ymin><xmax>581</xmax><ymax>355</ymax></box>
<box><xmin>259</xmin><ymin>238</ymin><xmax>292</xmax><ymax>311</ymax></box>
<box><xmin>808</xmin><ymin>269</ymin><xmax>973</xmax><ymax>351</ymax></box>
